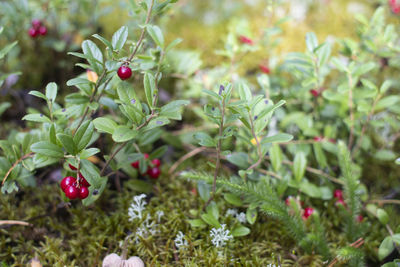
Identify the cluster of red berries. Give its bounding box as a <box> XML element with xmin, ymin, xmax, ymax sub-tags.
<box><xmin>117</xmin><ymin>64</ymin><xmax>132</xmax><ymax>80</ymax></box>
<box><xmin>60</xmin><ymin>164</ymin><xmax>91</xmax><ymax>200</ymax></box>
<box><xmin>131</xmin><ymin>154</ymin><xmax>161</xmax><ymax>179</ymax></box>
<box><xmin>28</xmin><ymin>19</ymin><xmax>47</xmax><ymax>38</ymax></box>
<box><xmin>390</xmin><ymin>0</ymin><xmax>400</xmax><ymax>14</ymax></box>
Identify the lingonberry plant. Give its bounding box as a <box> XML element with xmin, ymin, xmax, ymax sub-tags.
<box><xmin>1</xmin><ymin>0</ymin><xmax>186</xmax><ymax>205</ymax></box>
<box><xmin>1</xmin><ymin>0</ymin><xmax>400</xmax><ymax>266</ymax></box>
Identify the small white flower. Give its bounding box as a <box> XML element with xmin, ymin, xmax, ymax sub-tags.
<box><xmin>235</xmin><ymin>212</ymin><xmax>247</xmax><ymax>223</ymax></box>
<box><xmin>210</xmin><ymin>224</ymin><xmax>233</xmax><ymax>248</ymax></box>
<box><xmin>128</xmin><ymin>194</ymin><xmax>147</xmax><ymax>221</ymax></box>
<box><xmin>174</xmin><ymin>231</ymin><xmax>188</xmax><ymax>250</ymax></box>
<box><xmin>156</xmin><ymin>210</ymin><xmax>164</xmax><ymax>222</ymax></box>
<box><xmin>226</xmin><ymin>208</ymin><xmax>238</xmax><ymax>217</ymax></box>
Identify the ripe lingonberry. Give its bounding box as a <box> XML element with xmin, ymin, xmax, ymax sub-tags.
<box><xmin>61</xmin><ymin>176</ymin><xmax>76</xmax><ymax>191</ymax></box>
<box><xmin>151</xmin><ymin>158</ymin><xmax>161</xmax><ymax>167</ymax></box>
<box><xmin>259</xmin><ymin>64</ymin><xmax>270</xmax><ymax>74</ymax></box>
<box><xmin>117</xmin><ymin>65</ymin><xmax>132</xmax><ymax>80</ymax></box>
<box><xmin>28</xmin><ymin>28</ymin><xmax>39</xmax><ymax>38</ymax></box>
<box><xmin>147</xmin><ymin>167</ymin><xmax>160</xmax><ymax>179</ymax></box>
<box><xmin>65</xmin><ymin>185</ymin><xmax>79</xmax><ymax>199</ymax></box>
<box><xmin>333</xmin><ymin>189</ymin><xmax>343</xmax><ymax>199</ymax></box>
<box><xmin>310</xmin><ymin>89</ymin><xmax>319</xmax><ymax>97</ymax></box>
<box><xmin>69</xmin><ymin>164</ymin><xmax>77</xmax><ymax>171</ymax></box>
<box><xmin>303</xmin><ymin>207</ymin><xmax>314</xmax><ymax>219</ymax></box>
<box><xmin>78</xmin><ymin>173</ymin><xmax>91</xmax><ymax>187</ymax></box>
<box><xmin>313</xmin><ymin>136</ymin><xmax>323</xmax><ymax>142</ymax></box>
<box><xmin>131</xmin><ymin>153</ymin><xmax>149</xmax><ymax>169</ymax></box>
<box><xmin>79</xmin><ymin>186</ymin><xmax>89</xmax><ymax>199</ymax></box>
<box><xmin>238</xmin><ymin>35</ymin><xmax>253</xmax><ymax>45</ymax></box>
<box><xmin>285</xmin><ymin>196</ymin><xmax>292</xmax><ymax>206</ymax></box>
<box><xmin>39</xmin><ymin>26</ymin><xmax>47</xmax><ymax>36</ymax></box>
<box><xmin>31</xmin><ymin>19</ymin><xmax>41</xmax><ymax>29</ymax></box>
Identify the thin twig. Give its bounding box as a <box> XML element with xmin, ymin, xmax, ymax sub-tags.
<box><xmin>347</xmin><ymin>72</ymin><xmax>355</xmax><ymax>149</ymax></box>
<box><xmin>369</xmin><ymin>199</ymin><xmax>400</xmax><ymax>205</ymax></box>
<box><xmin>257</xmin><ymin>169</ymin><xmax>282</xmax><ymax>179</ymax></box>
<box><xmin>169</xmin><ymin>147</ymin><xmax>206</xmax><ymax>175</ymax></box>
<box><xmin>327</xmin><ymin>238</ymin><xmax>364</xmax><ymax>267</ymax></box>
<box><xmin>0</xmin><ymin>220</ymin><xmax>32</xmax><ymax>226</ymax></box>
<box><xmin>205</xmin><ymin>99</ymin><xmax>226</xmax><ymax>208</ymax></box>
<box><xmin>127</xmin><ymin>0</ymin><xmax>154</xmax><ymax>62</ymax></box>
<box><xmin>2</xmin><ymin>152</ymin><xmax>34</xmax><ymax>185</ymax></box>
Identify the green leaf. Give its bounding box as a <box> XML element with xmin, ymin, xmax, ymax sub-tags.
<box><xmin>206</xmin><ymin>202</ymin><xmax>219</xmax><ymax>220</ymax></box>
<box><xmin>144</xmin><ymin>72</ymin><xmax>156</xmax><ymax>108</ymax></box>
<box><xmin>269</xmin><ymin>144</ymin><xmax>283</xmax><ymax>172</ymax></box>
<box><xmin>149</xmin><ymin>145</ymin><xmax>167</xmax><ymax>159</ymax></box>
<box><xmin>238</xmin><ymin>82</ymin><xmax>252</xmax><ymax>102</ymax></box>
<box><xmin>305</xmin><ymin>32</ymin><xmax>318</xmax><ymax>53</ymax></box>
<box><xmin>293</xmin><ymin>152</ymin><xmax>307</xmax><ymax>182</ymax></box>
<box><xmin>261</xmin><ymin>133</ymin><xmax>293</xmax><ymax>144</ymax></box>
<box><xmin>188</xmin><ymin>219</ymin><xmax>206</xmax><ymax>228</ymax></box>
<box><xmin>0</xmin><ymin>41</ymin><xmax>17</xmax><ymax>60</ymax></box>
<box><xmin>29</xmin><ymin>90</ymin><xmax>47</xmax><ymax>100</ymax></box>
<box><xmin>226</xmin><ymin>152</ymin><xmax>249</xmax><ymax>169</ymax></box>
<box><xmin>193</xmin><ymin>132</ymin><xmax>215</xmax><ymax>147</ymax></box>
<box><xmin>232</xmin><ymin>225</ymin><xmax>250</xmax><ymax>237</ymax></box>
<box><xmin>201</xmin><ymin>213</ymin><xmax>220</xmax><ymax>228</ymax></box>
<box><xmin>45</xmin><ymin>82</ymin><xmax>57</xmax><ymax>102</ymax></box>
<box><xmin>56</xmin><ymin>133</ymin><xmax>77</xmax><ymax>155</ymax></box>
<box><xmin>112</xmin><ymin>126</ymin><xmax>137</xmax><ymax>142</ymax></box>
<box><xmin>80</xmin><ymin>148</ymin><xmax>100</xmax><ymax>159</ymax></box>
<box><xmin>224</xmin><ymin>193</ymin><xmax>243</xmax><ymax>206</ymax></box>
<box><xmin>92</xmin><ymin>34</ymin><xmax>112</xmax><ymax>49</ymax></box>
<box><xmin>31</xmin><ymin>141</ymin><xmax>64</xmax><ymax>158</ymax></box>
<box><xmin>73</xmin><ymin>121</ymin><xmax>94</xmax><ymax>151</ymax></box>
<box><xmin>160</xmin><ymin>100</ymin><xmax>190</xmax><ymax>120</ymax></box>
<box><xmin>66</xmin><ymin>77</ymin><xmax>91</xmax><ymax>87</ymax></box>
<box><xmin>82</xmin><ymin>40</ymin><xmax>103</xmax><ymax>74</ymax></box>
<box><xmin>93</xmin><ymin>117</ymin><xmax>118</xmax><ymax>134</ymax></box>
<box><xmin>246</xmin><ymin>208</ymin><xmax>257</xmax><ymax>225</ymax></box>
<box><xmin>377</xmin><ymin>209</ymin><xmax>389</xmax><ymax>225</ymax></box>
<box><xmin>22</xmin><ymin>113</ymin><xmax>51</xmax><ymax>123</ymax></box>
<box><xmin>375</xmin><ymin>96</ymin><xmax>400</xmax><ymax>110</ymax></box>
<box><xmin>112</xmin><ymin>26</ymin><xmax>128</xmax><ymax>50</ymax></box>
<box><xmin>379</xmin><ymin>236</ymin><xmax>394</xmax><ymax>261</ymax></box>
<box><xmin>380</xmin><ymin>80</ymin><xmax>392</xmax><ymax>94</ymax></box>
<box><xmin>147</xmin><ymin>25</ymin><xmax>164</xmax><ymax>48</ymax></box>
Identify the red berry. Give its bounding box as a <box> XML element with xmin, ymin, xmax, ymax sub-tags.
<box><xmin>191</xmin><ymin>188</ymin><xmax>197</xmax><ymax>195</ymax></box>
<box><xmin>259</xmin><ymin>64</ymin><xmax>270</xmax><ymax>74</ymax></box>
<box><xmin>31</xmin><ymin>19</ymin><xmax>41</xmax><ymax>29</ymax></box>
<box><xmin>78</xmin><ymin>173</ymin><xmax>90</xmax><ymax>187</ymax></box>
<box><xmin>38</xmin><ymin>26</ymin><xmax>47</xmax><ymax>36</ymax></box>
<box><xmin>78</xmin><ymin>186</ymin><xmax>89</xmax><ymax>199</ymax></box>
<box><xmin>333</xmin><ymin>189</ymin><xmax>343</xmax><ymax>200</ymax></box>
<box><xmin>65</xmin><ymin>185</ymin><xmax>79</xmax><ymax>199</ymax></box>
<box><xmin>28</xmin><ymin>27</ymin><xmax>39</xmax><ymax>38</ymax></box>
<box><xmin>147</xmin><ymin>167</ymin><xmax>160</xmax><ymax>179</ymax></box>
<box><xmin>310</xmin><ymin>89</ymin><xmax>319</xmax><ymax>97</ymax></box>
<box><xmin>238</xmin><ymin>35</ymin><xmax>253</xmax><ymax>45</ymax></box>
<box><xmin>329</xmin><ymin>138</ymin><xmax>336</xmax><ymax>144</ymax></box>
<box><xmin>357</xmin><ymin>215</ymin><xmax>364</xmax><ymax>222</ymax></box>
<box><xmin>313</xmin><ymin>136</ymin><xmax>323</xmax><ymax>142</ymax></box>
<box><xmin>303</xmin><ymin>207</ymin><xmax>314</xmax><ymax>219</ymax></box>
<box><xmin>117</xmin><ymin>65</ymin><xmax>132</xmax><ymax>80</ymax></box>
<box><xmin>69</xmin><ymin>164</ymin><xmax>77</xmax><ymax>171</ymax></box>
<box><xmin>60</xmin><ymin>176</ymin><xmax>76</xmax><ymax>192</ymax></box>
<box><xmin>151</xmin><ymin>158</ymin><xmax>161</xmax><ymax>167</ymax></box>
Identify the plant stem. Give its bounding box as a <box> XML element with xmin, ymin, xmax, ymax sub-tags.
<box><xmin>351</xmin><ymin>94</ymin><xmax>380</xmax><ymax>158</ymax></box>
<box><xmin>2</xmin><ymin>152</ymin><xmax>35</xmax><ymax>185</ymax></box>
<box><xmin>205</xmin><ymin>100</ymin><xmax>225</xmax><ymax>208</ymax></box>
<box><xmin>247</xmin><ymin>112</ymin><xmax>262</xmax><ymax>171</ymax></box>
<box><xmin>347</xmin><ymin>72</ymin><xmax>355</xmax><ymax>149</ymax></box>
<box><xmin>74</xmin><ymin>70</ymin><xmax>107</xmax><ymax>134</ymax></box>
<box><xmin>127</xmin><ymin>0</ymin><xmax>154</xmax><ymax>63</ymax></box>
